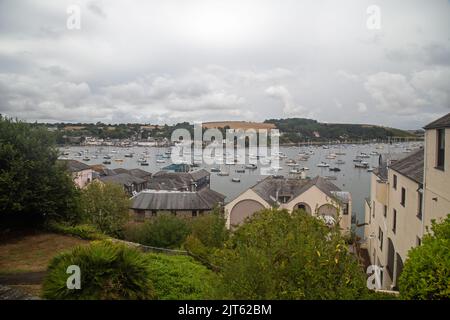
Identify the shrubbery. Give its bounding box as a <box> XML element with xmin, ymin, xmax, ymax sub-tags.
<box><xmin>146</xmin><ymin>253</ymin><xmax>216</xmax><ymax>299</ymax></box>
<box><xmin>399</xmin><ymin>215</ymin><xmax>450</xmax><ymax>299</ymax></box>
<box><xmin>46</xmin><ymin>221</ymin><xmax>107</xmax><ymax>240</ymax></box>
<box><xmin>123</xmin><ymin>214</ymin><xmax>191</xmax><ymax>248</ymax></box>
<box><xmin>184</xmin><ymin>210</ymin><xmax>228</xmax><ymax>266</ymax></box>
<box><xmin>79</xmin><ymin>182</ymin><xmax>130</xmax><ymax>237</ymax></box>
<box><xmin>215</xmin><ymin>208</ymin><xmax>369</xmax><ymax>299</ymax></box>
<box><xmin>42</xmin><ymin>241</ymin><xmax>154</xmax><ymax>300</ymax></box>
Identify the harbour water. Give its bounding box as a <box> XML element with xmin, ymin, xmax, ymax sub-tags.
<box><xmin>60</xmin><ymin>142</ymin><xmax>422</xmax><ymax>237</ymax></box>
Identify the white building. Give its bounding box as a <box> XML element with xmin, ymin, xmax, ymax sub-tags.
<box><xmin>224</xmin><ymin>176</ymin><xmax>352</xmax><ymax>233</ymax></box>
<box><xmin>363</xmin><ymin>112</ymin><xmax>450</xmax><ymax>290</ymax></box>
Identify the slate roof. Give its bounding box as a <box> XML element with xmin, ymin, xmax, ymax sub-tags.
<box><xmin>149</xmin><ymin>169</ymin><xmax>210</xmax><ymax>191</ymax></box>
<box><xmin>389</xmin><ymin>149</ymin><xmax>424</xmax><ymax>184</ymax></box>
<box><xmin>114</xmin><ymin>168</ymin><xmax>151</xmax><ymax>180</ymax></box>
<box><xmin>131</xmin><ymin>188</ymin><xmax>225</xmax><ymax>210</ymax></box>
<box><xmin>99</xmin><ymin>173</ymin><xmax>146</xmax><ymax>186</ymax></box>
<box><xmin>58</xmin><ymin>159</ymin><xmax>91</xmax><ymax>172</ymax></box>
<box><xmin>251</xmin><ymin>176</ymin><xmax>342</xmax><ymax>206</ymax></box>
<box><xmin>424</xmin><ymin>112</ymin><xmax>450</xmax><ymax>129</ymax></box>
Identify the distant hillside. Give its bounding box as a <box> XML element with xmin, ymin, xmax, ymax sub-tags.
<box><xmin>264</xmin><ymin>118</ymin><xmax>416</xmax><ymax>143</ymax></box>
<box><xmin>202</xmin><ymin>121</ymin><xmax>275</xmax><ymax>131</ymax></box>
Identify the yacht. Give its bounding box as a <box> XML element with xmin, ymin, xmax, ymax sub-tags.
<box><xmin>317</xmin><ymin>162</ymin><xmax>330</xmax><ymax>167</ymax></box>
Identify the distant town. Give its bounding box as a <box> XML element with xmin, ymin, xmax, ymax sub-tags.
<box><xmin>40</xmin><ymin>118</ymin><xmax>424</xmax><ymax>147</ymax></box>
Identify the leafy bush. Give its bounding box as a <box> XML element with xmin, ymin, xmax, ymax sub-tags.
<box><xmin>123</xmin><ymin>214</ymin><xmax>190</xmax><ymax>249</ymax></box>
<box><xmin>184</xmin><ymin>210</ymin><xmax>228</xmax><ymax>266</ymax></box>
<box><xmin>399</xmin><ymin>215</ymin><xmax>450</xmax><ymax>300</ymax></box>
<box><xmin>146</xmin><ymin>253</ymin><xmax>216</xmax><ymax>299</ymax></box>
<box><xmin>80</xmin><ymin>182</ymin><xmax>130</xmax><ymax>237</ymax></box>
<box><xmin>0</xmin><ymin>115</ymin><xmax>81</xmax><ymax>228</ymax></box>
<box><xmin>188</xmin><ymin>210</ymin><xmax>229</xmax><ymax>248</ymax></box>
<box><xmin>215</xmin><ymin>208</ymin><xmax>368</xmax><ymax>299</ymax></box>
<box><xmin>46</xmin><ymin>221</ymin><xmax>107</xmax><ymax>240</ymax></box>
<box><xmin>42</xmin><ymin>241</ymin><xmax>154</xmax><ymax>300</ymax></box>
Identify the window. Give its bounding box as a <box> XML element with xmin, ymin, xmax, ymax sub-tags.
<box><xmin>378</xmin><ymin>227</ymin><xmax>383</xmax><ymax>251</ymax></box>
<box><xmin>343</xmin><ymin>203</ymin><xmax>349</xmax><ymax>215</ymax></box>
<box><xmin>416</xmin><ymin>237</ymin><xmax>422</xmax><ymax>246</ymax></box>
<box><xmin>437</xmin><ymin>128</ymin><xmax>445</xmax><ymax>169</ymax></box>
<box><xmin>393</xmin><ymin>209</ymin><xmax>397</xmax><ymax>234</ymax></box>
<box><xmin>192</xmin><ymin>210</ymin><xmax>198</xmax><ymax>217</ymax></box>
<box><xmin>393</xmin><ymin>174</ymin><xmax>397</xmax><ymax>190</ymax></box>
<box><xmin>151</xmin><ymin>210</ymin><xmax>157</xmax><ymax>217</ymax></box>
<box><xmin>383</xmin><ymin>205</ymin><xmax>387</xmax><ymax>218</ymax></box>
<box><xmin>401</xmin><ymin>188</ymin><xmax>406</xmax><ymax>207</ymax></box>
<box><xmin>372</xmin><ymin>201</ymin><xmax>375</xmax><ymax>218</ymax></box>
<box><xmin>417</xmin><ymin>190</ymin><xmax>423</xmax><ymax>220</ymax></box>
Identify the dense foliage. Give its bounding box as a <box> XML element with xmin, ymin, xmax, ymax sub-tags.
<box><xmin>79</xmin><ymin>182</ymin><xmax>130</xmax><ymax>237</ymax></box>
<box><xmin>399</xmin><ymin>215</ymin><xmax>450</xmax><ymax>299</ymax></box>
<box><xmin>46</xmin><ymin>221</ymin><xmax>107</xmax><ymax>240</ymax></box>
<box><xmin>0</xmin><ymin>115</ymin><xmax>80</xmax><ymax>228</ymax></box>
<box><xmin>215</xmin><ymin>208</ymin><xmax>369</xmax><ymax>299</ymax></box>
<box><xmin>123</xmin><ymin>214</ymin><xmax>191</xmax><ymax>248</ymax></box>
<box><xmin>42</xmin><ymin>241</ymin><xmax>154</xmax><ymax>300</ymax></box>
<box><xmin>265</xmin><ymin>118</ymin><xmax>414</xmax><ymax>144</ymax></box>
<box><xmin>184</xmin><ymin>209</ymin><xmax>229</xmax><ymax>264</ymax></box>
<box><xmin>146</xmin><ymin>253</ymin><xmax>216</xmax><ymax>299</ymax></box>
<box><xmin>48</xmin><ymin>117</ymin><xmax>415</xmax><ymax>145</ymax></box>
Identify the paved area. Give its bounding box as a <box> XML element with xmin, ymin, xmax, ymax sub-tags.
<box><xmin>0</xmin><ymin>284</ymin><xmax>40</xmax><ymax>300</ymax></box>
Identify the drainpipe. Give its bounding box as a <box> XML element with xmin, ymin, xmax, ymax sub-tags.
<box><xmin>422</xmin><ymin>134</ymin><xmax>427</xmax><ymax>240</ymax></box>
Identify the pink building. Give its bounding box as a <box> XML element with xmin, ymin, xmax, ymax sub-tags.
<box><xmin>59</xmin><ymin>159</ymin><xmax>93</xmax><ymax>188</ymax></box>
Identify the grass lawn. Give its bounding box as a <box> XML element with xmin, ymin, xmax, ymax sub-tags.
<box><xmin>0</xmin><ymin>230</ymin><xmax>89</xmax><ymax>297</ymax></box>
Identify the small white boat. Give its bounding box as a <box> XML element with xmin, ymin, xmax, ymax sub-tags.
<box><xmin>245</xmin><ymin>164</ymin><xmax>258</xmax><ymax>169</ymax></box>
<box><xmin>317</xmin><ymin>162</ymin><xmax>330</xmax><ymax>167</ymax></box>
<box><xmin>156</xmin><ymin>159</ymin><xmax>165</xmax><ymax>163</ymax></box>
<box><xmin>231</xmin><ymin>177</ymin><xmax>241</xmax><ymax>183</ymax></box>
<box><xmin>217</xmin><ymin>171</ymin><xmax>230</xmax><ymax>176</ymax></box>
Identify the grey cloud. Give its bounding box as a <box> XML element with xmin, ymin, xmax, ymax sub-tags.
<box><xmin>0</xmin><ymin>0</ymin><xmax>449</xmax><ymax>129</ymax></box>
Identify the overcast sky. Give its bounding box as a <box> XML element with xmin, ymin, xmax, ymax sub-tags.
<box><xmin>0</xmin><ymin>0</ymin><xmax>449</xmax><ymax>128</ymax></box>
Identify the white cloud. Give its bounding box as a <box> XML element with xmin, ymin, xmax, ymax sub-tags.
<box><xmin>357</xmin><ymin>102</ymin><xmax>367</xmax><ymax>113</ymax></box>
<box><xmin>364</xmin><ymin>68</ymin><xmax>450</xmax><ymax>116</ymax></box>
<box><xmin>265</xmin><ymin>85</ymin><xmax>306</xmax><ymax>117</ymax></box>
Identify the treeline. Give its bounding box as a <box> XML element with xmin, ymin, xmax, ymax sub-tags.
<box><xmin>265</xmin><ymin>118</ymin><xmax>416</xmax><ymax>144</ymax></box>
<box><xmin>40</xmin><ymin>117</ymin><xmax>416</xmax><ymax>145</ymax></box>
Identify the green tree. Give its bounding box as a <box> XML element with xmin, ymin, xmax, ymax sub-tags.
<box><xmin>215</xmin><ymin>208</ymin><xmax>368</xmax><ymax>299</ymax></box>
<box><xmin>80</xmin><ymin>182</ymin><xmax>130</xmax><ymax>236</ymax></box>
<box><xmin>184</xmin><ymin>209</ymin><xmax>229</xmax><ymax>264</ymax></box>
<box><xmin>399</xmin><ymin>215</ymin><xmax>450</xmax><ymax>300</ymax></box>
<box><xmin>123</xmin><ymin>214</ymin><xmax>191</xmax><ymax>248</ymax></box>
<box><xmin>124</xmin><ymin>213</ymin><xmax>190</xmax><ymax>248</ymax></box>
<box><xmin>0</xmin><ymin>115</ymin><xmax>80</xmax><ymax>228</ymax></box>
